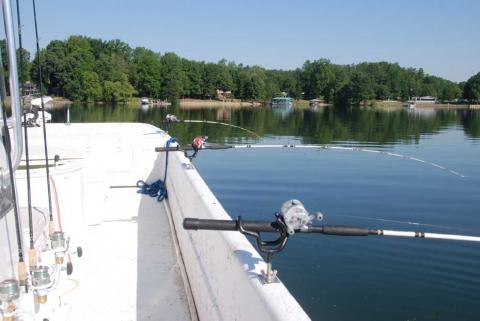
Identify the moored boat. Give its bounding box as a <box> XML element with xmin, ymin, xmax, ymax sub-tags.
<box><xmin>270</xmin><ymin>96</ymin><xmax>294</xmax><ymax>108</ymax></box>
<box><xmin>31</xmin><ymin>96</ymin><xmax>53</xmax><ymax>108</ymax></box>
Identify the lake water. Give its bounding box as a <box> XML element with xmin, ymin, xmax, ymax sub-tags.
<box><xmin>52</xmin><ymin>104</ymin><xmax>480</xmax><ymax>321</ymax></box>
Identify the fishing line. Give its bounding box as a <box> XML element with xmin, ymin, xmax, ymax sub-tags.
<box><xmin>236</xmin><ymin>144</ymin><xmax>466</xmax><ymax>177</ymax></box>
<box><xmin>165</xmin><ymin>118</ymin><xmax>261</xmax><ymax>138</ymax></box>
<box><xmin>32</xmin><ymin>0</ymin><xmax>55</xmax><ymax>235</ymax></box>
<box><xmin>16</xmin><ymin>0</ymin><xmax>36</xmax><ymax>267</ymax></box>
<box><xmin>156</xmin><ymin>143</ymin><xmax>466</xmax><ymax>177</ymax></box>
<box><xmin>324</xmin><ymin>213</ymin><xmax>480</xmax><ymax>234</ymax></box>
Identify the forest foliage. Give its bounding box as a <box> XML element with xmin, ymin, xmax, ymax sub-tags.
<box><xmin>0</xmin><ymin>36</ymin><xmax>475</xmax><ymax>104</ymax></box>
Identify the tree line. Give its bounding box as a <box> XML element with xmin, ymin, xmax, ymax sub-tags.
<box><xmin>1</xmin><ymin>35</ymin><xmax>479</xmax><ymax>104</ymax></box>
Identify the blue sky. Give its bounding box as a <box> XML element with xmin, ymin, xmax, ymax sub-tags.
<box><xmin>11</xmin><ymin>0</ymin><xmax>480</xmax><ymax>82</ymax></box>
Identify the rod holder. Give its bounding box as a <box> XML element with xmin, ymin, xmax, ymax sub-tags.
<box><xmin>261</xmin><ymin>253</ymin><xmax>279</xmax><ymax>284</ymax></box>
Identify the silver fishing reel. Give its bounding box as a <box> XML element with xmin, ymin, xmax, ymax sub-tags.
<box><xmin>0</xmin><ymin>279</ymin><xmax>20</xmax><ymax>320</ymax></box>
<box><xmin>280</xmin><ymin>199</ymin><xmax>323</xmax><ymax>234</ymax></box>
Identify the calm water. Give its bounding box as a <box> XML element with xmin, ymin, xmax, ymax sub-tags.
<box><xmin>52</xmin><ymin>104</ymin><xmax>480</xmax><ymax>321</ymax></box>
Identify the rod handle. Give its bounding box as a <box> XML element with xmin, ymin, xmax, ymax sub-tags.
<box><xmin>155</xmin><ymin>146</ymin><xmax>183</xmax><ymax>152</ymax></box>
<box><xmin>183</xmin><ymin>218</ymin><xmax>279</xmax><ymax>233</ymax></box>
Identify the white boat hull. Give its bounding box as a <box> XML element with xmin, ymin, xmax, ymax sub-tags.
<box><xmin>31</xmin><ymin>96</ymin><xmax>54</xmax><ymax>108</ymax></box>
<box><xmin>2</xmin><ymin>123</ymin><xmax>310</xmax><ymax>321</ymax></box>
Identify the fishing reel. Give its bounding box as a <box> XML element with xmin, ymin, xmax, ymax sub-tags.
<box><xmin>184</xmin><ymin>136</ymin><xmax>208</xmax><ymax>161</ymax></box>
<box><xmin>280</xmin><ymin>199</ymin><xmax>323</xmax><ymax>234</ymax></box>
<box><xmin>30</xmin><ymin>265</ymin><xmax>55</xmax><ymax>305</ymax></box>
<box><xmin>47</xmin><ymin>231</ymin><xmax>82</xmax><ymax>275</ymax></box>
<box><xmin>0</xmin><ymin>279</ymin><xmax>20</xmax><ymax>321</ymax></box>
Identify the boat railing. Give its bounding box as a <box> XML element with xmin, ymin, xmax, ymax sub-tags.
<box><xmin>1</xmin><ymin>0</ymin><xmax>24</xmax><ymax>171</ymax></box>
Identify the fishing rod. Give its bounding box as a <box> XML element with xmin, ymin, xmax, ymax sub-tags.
<box><xmin>155</xmin><ymin>141</ymin><xmax>465</xmax><ymax>177</ymax></box>
<box><xmin>0</xmin><ymin>38</ymin><xmax>27</xmax><ymax>284</ymax></box>
<box><xmin>32</xmin><ymin>0</ymin><xmax>55</xmax><ymax>236</ymax></box>
<box><xmin>16</xmin><ymin>0</ymin><xmax>37</xmax><ymax>268</ymax></box>
<box><xmin>0</xmin><ymin>68</ymin><xmax>27</xmax><ymax>286</ymax></box>
<box><xmin>163</xmin><ymin>114</ymin><xmax>261</xmax><ymax>138</ymax></box>
<box><xmin>324</xmin><ymin>213</ymin><xmax>480</xmax><ymax>234</ymax></box>
<box><xmin>183</xmin><ymin>200</ymin><xmax>480</xmax><ymax>284</ymax></box>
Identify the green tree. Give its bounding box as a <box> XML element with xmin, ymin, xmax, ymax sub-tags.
<box><xmin>463</xmin><ymin>72</ymin><xmax>480</xmax><ymax>102</ymax></box>
<box><xmin>103</xmin><ymin>73</ymin><xmax>135</xmax><ymax>103</ymax></box>
<box><xmin>0</xmin><ymin>40</ymin><xmax>32</xmax><ymax>94</ymax></box>
<box><xmin>346</xmin><ymin>70</ymin><xmax>375</xmax><ymax>104</ymax></box>
<box><xmin>131</xmin><ymin>47</ymin><xmax>161</xmax><ymax>97</ymax></box>
<box><xmin>160</xmin><ymin>52</ymin><xmax>185</xmax><ymax>101</ymax></box>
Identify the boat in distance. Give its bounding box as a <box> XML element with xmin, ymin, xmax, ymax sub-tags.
<box><xmin>270</xmin><ymin>96</ymin><xmax>294</xmax><ymax>108</ymax></box>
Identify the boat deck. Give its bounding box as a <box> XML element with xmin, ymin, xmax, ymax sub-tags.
<box><xmin>17</xmin><ymin>123</ymin><xmax>194</xmax><ymax>321</ymax></box>
<box><xmin>68</xmin><ymin>189</ymin><xmax>192</xmax><ymax>321</ymax></box>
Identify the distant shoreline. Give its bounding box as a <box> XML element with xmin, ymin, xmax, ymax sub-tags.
<box><xmin>4</xmin><ymin>96</ymin><xmax>477</xmax><ymax>110</ymax></box>
<box><xmin>372</xmin><ymin>100</ymin><xmax>477</xmax><ymax>109</ymax></box>
<box><xmin>178</xmin><ymin>98</ymin><xmax>262</xmax><ymax>108</ymax></box>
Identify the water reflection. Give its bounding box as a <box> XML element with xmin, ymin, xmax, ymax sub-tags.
<box><xmin>270</xmin><ymin>105</ymin><xmax>294</xmax><ymax>119</ymax></box>
<box><xmin>49</xmin><ymin>104</ymin><xmax>480</xmax><ymax>144</ymax></box>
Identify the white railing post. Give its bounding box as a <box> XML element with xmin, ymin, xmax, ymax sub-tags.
<box><xmin>2</xmin><ymin>0</ymin><xmax>23</xmax><ymax>169</ymax></box>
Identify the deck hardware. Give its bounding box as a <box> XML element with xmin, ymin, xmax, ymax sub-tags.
<box><xmin>54</xmin><ymin>155</ymin><xmax>60</xmax><ymax>167</ymax></box>
<box><xmin>182</xmin><ymin>162</ymin><xmax>195</xmax><ymax>170</ymax></box>
<box><xmin>0</xmin><ymin>279</ymin><xmax>20</xmax><ymax>321</ymax></box>
<box><xmin>238</xmin><ymin>214</ymin><xmax>289</xmax><ymax>284</ymax></box>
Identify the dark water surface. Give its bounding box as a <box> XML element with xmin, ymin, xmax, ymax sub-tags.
<box><xmin>52</xmin><ymin>104</ymin><xmax>480</xmax><ymax>321</ymax></box>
